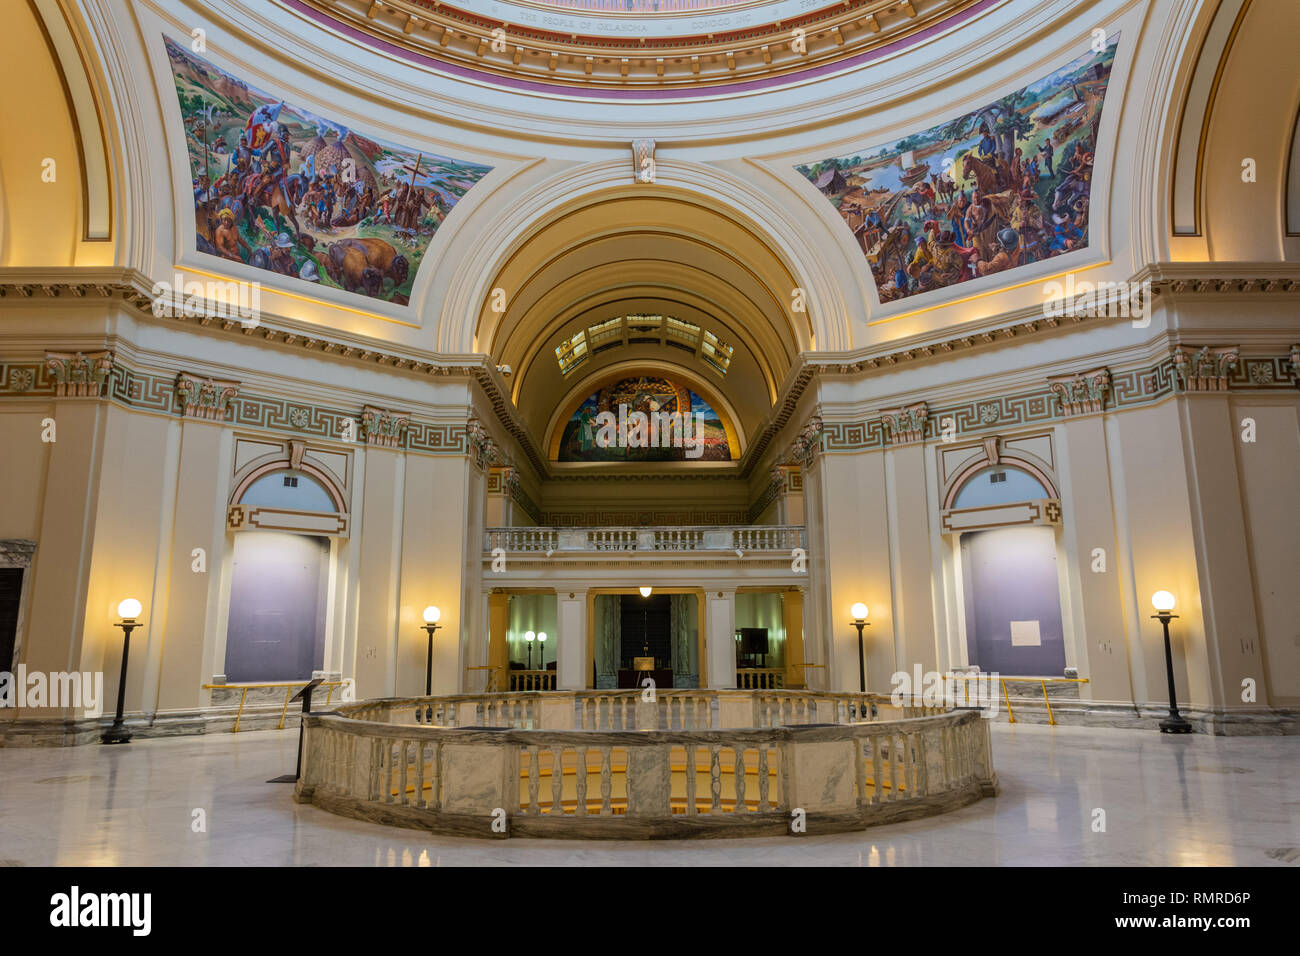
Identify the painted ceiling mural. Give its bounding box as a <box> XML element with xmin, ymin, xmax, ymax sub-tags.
<box><xmin>798</xmin><ymin>36</ymin><xmax>1119</xmax><ymax>302</ymax></box>
<box><xmin>164</xmin><ymin>35</ymin><xmax>493</xmax><ymax>304</ymax></box>
<box><xmin>554</xmin><ymin>375</ymin><xmax>737</xmax><ymax>463</ymax></box>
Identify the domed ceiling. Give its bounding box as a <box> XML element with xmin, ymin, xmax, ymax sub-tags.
<box><xmin>291</xmin><ymin>0</ymin><xmax>992</xmax><ymax>93</ymax></box>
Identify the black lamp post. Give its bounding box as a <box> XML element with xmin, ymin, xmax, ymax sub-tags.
<box><xmin>421</xmin><ymin>606</ymin><xmax>441</xmax><ymax>696</ymax></box>
<box><xmin>525</xmin><ymin>630</ymin><xmax>535</xmax><ymax>670</ymax></box>
<box><xmin>102</xmin><ymin>598</ymin><xmax>142</xmax><ymax>745</ymax></box>
<box><xmin>1151</xmin><ymin>590</ymin><xmax>1192</xmax><ymax>734</ymax></box>
<box><xmin>850</xmin><ymin>603</ymin><xmax>870</xmax><ymax>695</ymax></box>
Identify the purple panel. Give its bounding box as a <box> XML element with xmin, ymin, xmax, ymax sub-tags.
<box><xmin>961</xmin><ymin>526</ymin><xmax>1066</xmax><ymax>675</ymax></box>
<box><xmin>225</xmin><ymin>533</ymin><xmax>329</xmax><ymax>682</ymax></box>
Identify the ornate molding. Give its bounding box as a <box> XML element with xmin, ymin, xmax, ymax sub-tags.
<box><xmin>1291</xmin><ymin>345</ymin><xmax>1300</xmax><ymax>386</ymax></box>
<box><xmin>360</xmin><ymin>405</ymin><xmax>411</xmax><ymax>448</ymax></box>
<box><xmin>632</xmin><ymin>139</ymin><xmax>655</xmax><ymax>183</ymax></box>
<box><xmin>788</xmin><ymin>416</ymin><xmax>823</xmax><ymax>467</ymax></box>
<box><xmin>1047</xmin><ymin>367</ymin><xmax>1110</xmax><ymax>416</ymax></box>
<box><xmin>0</xmin><ymin>539</ymin><xmax>37</xmax><ymax>568</ymax></box>
<box><xmin>879</xmin><ymin>402</ymin><xmax>929</xmax><ymax>444</ymax></box>
<box><xmin>1173</xmin><ymin>345</ymin><xmax>1239</xmax><ymax>392</ymax></box>
<box><xmin>44</xmin><ymin>350</ymin><xmax>113</xmax><ymax>397</ymax></box>
<box><xmin>175</xmin><ymin>373</ymin><xmax>240</xmax><ymax>421</ymax></box>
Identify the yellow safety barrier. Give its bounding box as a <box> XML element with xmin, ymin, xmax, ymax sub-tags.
<box><xmin>202</xmin><ymin>680</ymin><xmax>348</xmax><ymax>733</ymax></box>
<box><xmin>945</xmin><ymin>673</ymin><xmax>1090</xmax><ymax>726</ymax></box>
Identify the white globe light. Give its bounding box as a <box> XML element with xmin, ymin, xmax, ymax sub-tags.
<box><xmin>422</xmin><ymin>605</ymin><xmax>441</xmax><ymax>624</ymax></box>
<box><xmin>851</xmin><ymin>602</ymin><xmax>869</xmax><ymax>620</ymax></box>
<box><xmin>639</xmin><ymin>586</ymin><xmax>653</xmax><ymax>598</ymax></box>
<box><xmin>525</xmin><ymin>630</ymin><xmax>535</xmax><ymax>642</ymax></box>
<box><xmin>117</xmin><ymin>598</ymin><xmax>143</xmax><ymax>620</ymax></box>
<box><xmin>537</xmin><ymin>632</ymin><xmax>547</xmax><ymax>643</ymax></box>
<box><xmin>1151</xmin><ymin>590</ymin><xmax>1176</xmax><ymax>612</ymax></box>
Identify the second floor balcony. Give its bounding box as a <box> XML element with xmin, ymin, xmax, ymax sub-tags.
<box><xmin>484</xmin><ymin>525</ymin><xmax>806</xmax><ymax>556</ymax></box>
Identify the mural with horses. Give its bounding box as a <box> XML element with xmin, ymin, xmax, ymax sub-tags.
<box><xmin>797</xmin><ymin>37</ymin><xmax>1119</xmax><ymax>302</ymax></box>
<box><xmin>164</xmin><ymin>35</ymin><xmax>493</xmax><ymax>304</ymax></box>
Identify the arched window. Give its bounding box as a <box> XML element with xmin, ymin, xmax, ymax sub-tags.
<box><xmin>952</xmin><ymin>465</ymin><xmax>1050</xmax><ymax>509</ymax></box>
<box><xmin>239</xmin><ymin>469</ymin><xmax>337</xmax><ymax>513</ymax></box>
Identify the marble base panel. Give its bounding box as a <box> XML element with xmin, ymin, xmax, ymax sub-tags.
<box><xmin>985</xmin><ymin>699</ymin><xmax>1300</xmax><ymax>735</ymax></box>
<box><xmin>0</xmin><ymin>704</ymin><xmax>311</xmax><ymax>747</ymax></box>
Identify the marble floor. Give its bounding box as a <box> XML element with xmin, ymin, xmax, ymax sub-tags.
<box><xmin>0</xmin><ymin>723</ymin><xmax>1297</xmax><ymax>866</ymax></box>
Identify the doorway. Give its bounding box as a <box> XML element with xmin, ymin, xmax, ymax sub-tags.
<box><xmin>224</xmin><ymin>532</ymin><xmax>329</xmax><ymax>681</ymax></box>
<box><xmin>960</xmin><ymin>526</ymin><xmax>1066</xmax><ymax>675</ymax></box>
<box><xmin>0</xmin><ymin>567</ymin><xmax>22</xmax><ymax>673</ymax></box>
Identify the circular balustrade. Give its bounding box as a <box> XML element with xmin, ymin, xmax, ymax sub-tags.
<box><xmin>295</xmin><ymin>689</ymin><xmax>996</xmax><ymax>839</ymax></box>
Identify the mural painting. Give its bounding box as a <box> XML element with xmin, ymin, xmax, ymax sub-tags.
<box><xmin>797</xmin><ymin>37</ymin><xmax>1119</xmax><ymax>302</ymax></box>
<box><xmin>164</xmin><ymin>36</ymin><xmax>493</xmax><ymax>304</ymax></box>
<box><xmin>555</xmin><ymin>376</ymin><xmax>735</xmax><ymax>462</ymax></box>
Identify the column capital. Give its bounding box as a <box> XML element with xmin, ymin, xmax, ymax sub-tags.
<box><xmin>879</xmin><ymin>401</ymin><xmax>928</xmax><ymax>444</ymax></box>
<box><xmin>1047</xmin><ymin>366</ymin><xmax>1110</xmax><ymax>416</ymax></box>
<box><xmin>44</xmin><ymin>350</ymin><xmax>113</xmax><ymax>397</ymax></box>
<box><xmin>360</xmin><ymin>405</ymin><xmax>410</xmax><ymax>448</ymax></box>
<box><xmin>175</xmin><ymin>372</ymin><xmax>240</xmax><ymax>421</ymax></box>
<box><xmin>1173</xmin><ymin>345</ymin><xmax>1238</xmax><ymax>392</ymax></box>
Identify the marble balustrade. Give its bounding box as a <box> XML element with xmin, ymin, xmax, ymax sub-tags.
<box><xmin>294</xmin><ymin>690</ymin><xmax>996</xmax><ymax>838</ymax></box>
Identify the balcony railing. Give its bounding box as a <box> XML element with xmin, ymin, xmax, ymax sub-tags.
<box><xmin>484</xmin><ymin>525</ymin><xmax>805</xmax><ymax>554</ymax></box>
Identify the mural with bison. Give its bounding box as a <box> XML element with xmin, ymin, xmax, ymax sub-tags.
<box><xmin>165</xmin><ymin>35</ymin><xmax>493</xmax><ymax>305</ymax></box>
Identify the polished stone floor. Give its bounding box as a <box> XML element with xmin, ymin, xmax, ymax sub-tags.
<box><xmin>0</xmin><ymin>722</ymin><xmax>1297</xmax><ymax>866</ymax></box>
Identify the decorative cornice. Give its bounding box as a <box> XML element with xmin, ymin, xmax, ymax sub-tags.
<box><xmin>360</xmin><ymin>405</ymin><xmax>411</xmax><ymax>447</ymax></box>
<box><xmin>1173</xmin><ymin>345</ymin><xmax>1239</xmax><ymax>393</ymax></box>
<box><xmin>299</xmin><ymin>0</ymin><xmax>977</xmax><ymax>92</ymax></box>
<box><xmin>0</xmin><ymin>268</ymin><xmax>547</xmax><ymax>477</ymax></box>
<box><xmin>879</xmin><ymin>401</ymin><xmax>929</xmax><ymax>444</ymax></box>
<box><xmin>1047</xmin><ymin>367</ymin><xmax>1110</xmax><ymax>416</ymax></box>
<box><xmin>1290</xmin><ymin>345</ymin><xmax>1300</xmax><ymax>386</ymax></box>
<box><xmin>789</xmin><ymin>416</ymin><xmax>823</xmax><ymax>467</ymax></box>
<box><xmin>175</xmin><ymin>373</ymin><xmax>240</xmax><ymax>421</ymax></box>
<box><xmin>44</xmin><ymin>350</ymin><xmax>113</xmax><ymax>397</ymax></box>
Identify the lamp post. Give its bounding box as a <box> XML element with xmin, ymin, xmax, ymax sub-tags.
<box><xmin>525</xmin><ymin>630</ymin><xmax>535</xmax><ymax>670</ymax></box>
<box><xmin>1151</xmin><ymin>590</ymin><xmax>1192</xmax><ymax>734</ymax></box>
<box><xmin>850</xmin><ymin>603</ymin><xmax>870</xmax><ymax>695</ymax></box>
<box><xmin>102</xmin><ymin>598</ymin><xmax>142</xmax><ymax>745</ymax></box>
<box><xmin>421</xmin><ymin>606</ymin><xmax>441</xmax><ymax>696</ymax></box>
<box><xmin>537</xmin><ymin>632</ymin><xmax>547</xmax><ymax>668</ymax></box>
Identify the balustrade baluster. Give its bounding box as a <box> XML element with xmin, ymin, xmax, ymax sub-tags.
<box><xmin>685</xmin><ymin>745</ymin><xmax>697</xmax><ymax>814</ymax></box>
<box><xmin>527</xmin><ymin>745</ymin><xmax>541</xmax><ymax>815</ymax></box>
<box><xmin>413</xmin><ymin>740</ymin><xmax>425</xmax><ymax>808</ymax></box>
<box><xmin>903</xmin><ymin>732</ymin><xmax>916</xmax><ymax>798</ymax></box>
<box><xmin>550</xmin><ymin>747</ymin><xmax>564</xmax><ymax>815</ymax></box>
<box><xmin>599</xmin><ymin>748</ymin><xmax>612</xmax><ymax>816</ymax></box>
<box><xmin>735</xmin><ymin>748</ymin><xmax>746</xmax><ymax>811</ymax></box>
<box><xmin>758</xmin><ymin>746</ymin><xmax>771</xmax><ymax>811</ymax></box>
<box><xmin>576</xmin><ymin>747</ymin><xmax>588</xmax><ymax>816</ymax></box>
<box><xmin>709</xmin><ymin>745</ymin><xmax>722</xmax><ymax>813</ymax></box>
<box><xmin>399</xmin><ymin>739</ymin><xmax>410</xmax><ymax>805</ymax></box>
<box><xmin>871</xmin><ymin>734</ymin><xmax>884</xmax><ymax>804</ymax></box>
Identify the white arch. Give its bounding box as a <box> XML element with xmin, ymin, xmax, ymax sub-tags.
<box><xmin>435</xmin><ymin>158</ymin><xmax>852</xmax><ymax>355</ymax></box>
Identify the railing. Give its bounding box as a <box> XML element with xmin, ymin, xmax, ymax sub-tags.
<box><xmin>296</xmin><ymin>690</ymin><xmax>994</xmax><ymax>838</ymax></box>
<box><xmin>509</xmin><ymin>670</ymin><xmax>557</xmax><ymax>692</ymax></box>
<box><xmin>203</xmin><ymin>679</ymin><xmax>349</xmax><ymax>733</ymax></box>
<box><xmin>484</xmin><ymin>525</ymin><xmax>806</xmax><ymax>555</ymax></box>
<box><xmin>737</xmin><ymin>668</ymin><xmax>785</xmax><ymax>690</ymax></box>
<box><xmin>944</xmin><ymin>674</ymin><xmax>1091</xmax><ymax>726</ymax></box>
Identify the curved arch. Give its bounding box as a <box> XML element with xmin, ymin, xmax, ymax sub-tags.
<box><xmin>942</xmin><ymin>455</ymin><xmax>1059</xmax><ymax>511</ymax></box>
<box><xmin>230</xmin><ymin>458</ymin><xmax>347</xmax><ymax>514</ymax></box>
<box><xmin>437</xmin><ymin>160</ymin><xmax>850</xmax><ymax>356</ymax></box>
<box><xmin>543</xmin><ymin>361</ymin><xmax>745</xmax><ymax>462</ymax></box>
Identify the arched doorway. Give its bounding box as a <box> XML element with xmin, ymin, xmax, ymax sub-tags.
<box><xmin>949</xmin><ymin>463</ymin><xmax>1067</xmax><ymax>676</ymax></box>
<box><xmin>224</xmin><ymin>467</ymin><xmax>343</xmax><ymax>682</ymax></box>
